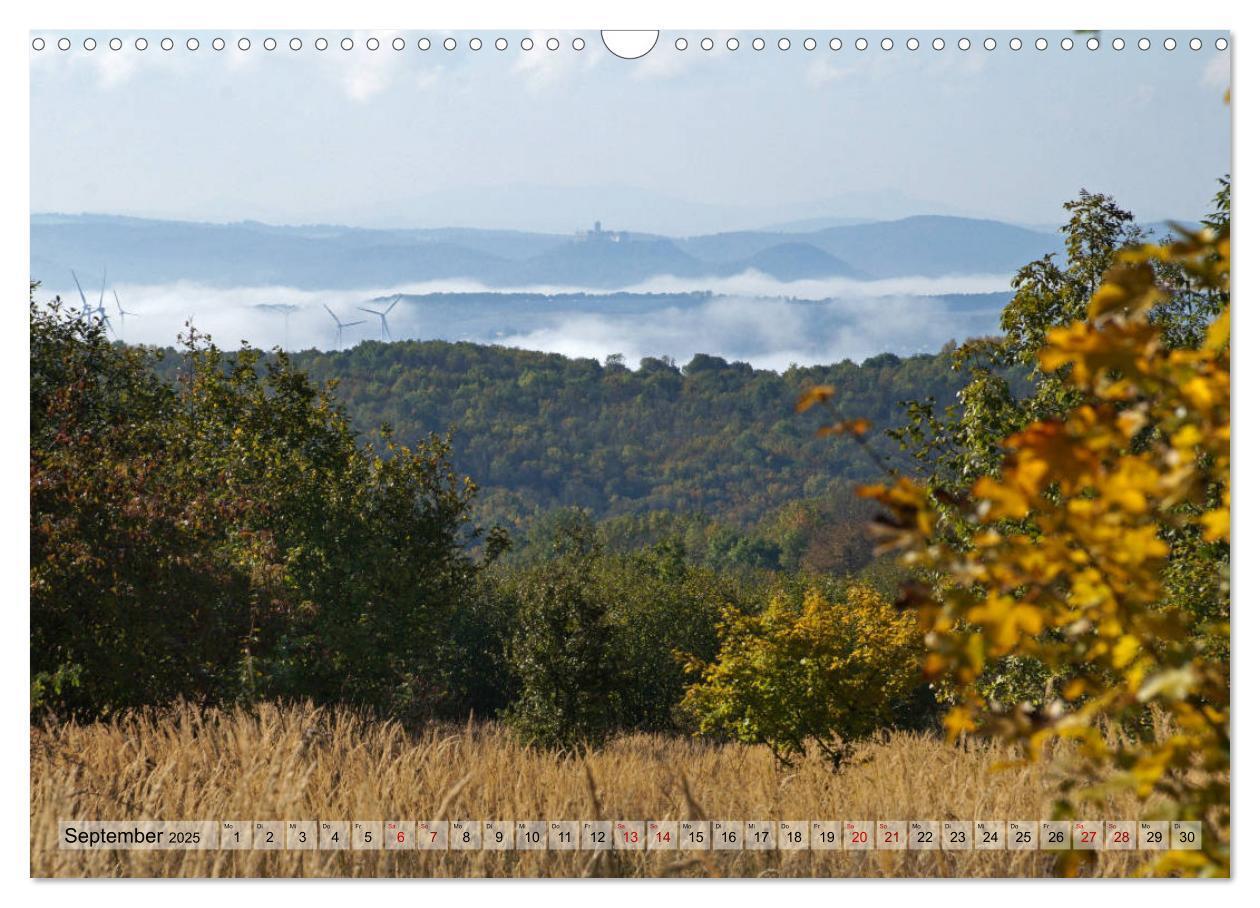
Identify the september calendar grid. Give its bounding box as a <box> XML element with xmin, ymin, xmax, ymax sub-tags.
<box><xmin>59</xmin><ymin>819</ymin><xmax>1204</xmax><ymax>852</ymax></box>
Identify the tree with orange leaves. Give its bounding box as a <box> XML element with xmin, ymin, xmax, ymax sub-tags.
<box><xmin>855</xmin><ymin>227</ymin><xmax>1229</xmax><ymax>876</ymax></box>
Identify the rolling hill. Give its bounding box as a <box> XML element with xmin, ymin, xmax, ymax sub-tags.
<box><xmin>31</xmin><ymin>212</ymin><xmax>1054</xmax><ymax>290</ymax></box>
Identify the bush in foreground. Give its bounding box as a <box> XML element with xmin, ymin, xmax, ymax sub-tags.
<box><xmin>681</xmin><ymin>582</ymin><xmax>921</xmax><ymax>766</ymax></box>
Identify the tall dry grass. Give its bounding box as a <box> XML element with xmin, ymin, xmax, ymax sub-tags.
<box><xmin>32</xmin><ymin>702</ymin><xmax>1161</xmax><ymax>878</ymax></box>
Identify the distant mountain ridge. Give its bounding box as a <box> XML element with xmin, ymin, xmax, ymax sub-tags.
<box><xmin>736</xmin><ymin>242</ymin><xmax>865</xmax><ymax>280</ymax></box>
<box><xmin>30</xmin><ymin>212</ymin><xmax>1055</xmax><ymax>291</ymax></box>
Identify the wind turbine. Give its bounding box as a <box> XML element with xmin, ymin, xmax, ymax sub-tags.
<box><xmin>70</xmin><ymin>270</ymin><xmax>94</xmax><ymax>320</ymax></box>
<box><xmin>357</xmin><ymin>294</ymin><xmax>401</xmax><ymax>342</ymax></box>
<box><xmin>114</xmin><ymin>289</ymin><xmax>138</xmax><ymax>339</ymax></box>
<box><xmin>256</xmin><ymin>303</ymin><xmax>300</xmax><ymax>348</ymax></box>
<box><xmin>70</xmin><ymin>268</ymin><xmax>112</xmax><ymax>332</ymax></box>
<box><xmin>93</xmin><ymin>268</ymin><xmax>113</xmax><ymax>334</ymax></box>
<box><xmin>323</xmin><ymin>304</ymin><xmax>365</xmax><ymax>350</ymax></box>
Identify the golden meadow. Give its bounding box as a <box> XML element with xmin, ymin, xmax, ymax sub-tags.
<box><xmin>32</xmin><ymin>702</ymin><xmax>1175</xmax><ymax>878</ymax></box>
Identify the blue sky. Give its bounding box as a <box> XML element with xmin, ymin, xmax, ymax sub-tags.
<box><xmin>31</xmin><ymin>29</ymin><xmax>1231</xmax><ymax>233</ymax></box>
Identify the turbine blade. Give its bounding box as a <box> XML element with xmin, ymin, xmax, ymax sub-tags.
<box><xmin>99</xmin><ymin>267</ymin><xmax>107</xmax><ymax>307</ymax></box>
<box><xmin>344</xmin><ymin>320</ymin><xmax>366</xmax><ymax>327</ymax></box>
<box><xmin>356</xmin><ymin>307</ymin><xmax>382</xmax><ymax>315</ymax></box>
<box><xmin>322</xmin><ymin>303</ymin><xmax>341</xmax><ymax>326</ymax></box>
<box><xmin>71</xmin><ymin>270</ymin><xmax>88</xmax><ymax>308</ymax></box>
<box><xmin>385</xmin><ymin>295</ymin><xmax>401</xmax><ymax>313</ymax></box>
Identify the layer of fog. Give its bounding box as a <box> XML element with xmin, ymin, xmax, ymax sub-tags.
<box><xmin>492</xmin><ymin>295</ymin><xmax>998</xmax><ymax>370</ymax></box>
<box><xmin>36</xmin><ymin>271</ymin><xmax>1009</xmax><ymax>372</ymax></box>
<box><xmin>617</xmin><ymin>271</ymin><xmax>1010</xmax><ymax>299</ymax></box>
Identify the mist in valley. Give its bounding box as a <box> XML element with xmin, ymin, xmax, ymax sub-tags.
<box><xmin>35</xmin><ymin>271</ymin><xmax>1010</xmax><ymax>370</ymax></box>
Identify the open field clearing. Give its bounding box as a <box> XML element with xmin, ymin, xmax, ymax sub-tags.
<box><xmin>31</xmin><ymin>702</ymin><xmax>1173</xmax><ymax>878</ymax></box>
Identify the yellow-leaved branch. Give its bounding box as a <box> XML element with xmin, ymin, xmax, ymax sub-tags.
<box><xmin>860</xmin><ymin>229</ymin><xmax>1229</xmax><ymax>877</ymax></box>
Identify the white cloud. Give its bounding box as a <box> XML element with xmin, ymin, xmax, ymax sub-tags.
<box><xmin>332</xmin><ymin>30</ymin><xmax>398</xmax><ymax>101</ymax></box>
<box><xmin>805</xmin><ymin>41</ymin><xmax>989</xmax><ymax>89</ymax></box>
<box><xmin>91</xmin><ymin>50</ymin><xmax>141</xmax><ymax>88</ymax></box>
<box><xmin>297</xmin><ymin>29</ymin><xmax>446</xmax><ymax>102</ymax></box>
<box><xmin>511</xmin><ymin>31</ymin><xmax>602</xmax><ymax>94</ymax></box>
<box><xmin>805</xmin><ymin>58</ymin><xmax>853</xmax><ymax>87</ymax></box>
<box><xmin>629</xmin><ymin>32</ymin><xmax>728</xmax><ymax>81</ymax></box>
<box><xmin>345</xmin><ymin>67</ymin><xmax>389</xmax><ymax>101</ymax></box>
<box><xmin>1201</xmin><ymin>53</ymin><xmax>1230</xmax><ymax>90</ymax></box>
<box><xmin>30</xmin><ymin>32</ymin><xmax>189</xmax><ymax>90</ymax></box>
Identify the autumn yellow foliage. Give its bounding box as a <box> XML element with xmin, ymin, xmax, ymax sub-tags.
<box><xmin>681</xmin><ymin>583</ymin><xmax>921</xmax><ymax>766</ymax></box>
<box><xmin>861</xmin><ymin>229</ymin><xmax>1230</xmax><ymax>876</ymax></box>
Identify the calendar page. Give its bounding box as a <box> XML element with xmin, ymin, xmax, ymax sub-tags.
<box><xmin>26</xmin><ymin>8</ymin><xmax>1232</xmax><ymax>885</ymax></box>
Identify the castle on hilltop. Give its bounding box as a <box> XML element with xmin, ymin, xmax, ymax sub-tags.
<box><xmin>578</xmin><ymin>221</ymin><xmax>624</xmax><ymax>242</ymax></box>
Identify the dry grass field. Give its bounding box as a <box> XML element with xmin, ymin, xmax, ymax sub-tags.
<box><xmin>31</xmin><ymin>702</ymin><xmax>1169</xmax><ymax>878</ymax></box>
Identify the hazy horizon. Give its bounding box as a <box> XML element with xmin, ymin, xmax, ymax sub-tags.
<box><xmin>31</xmin><ymin>29</ymin><xmax>1230</xmax><ymax>234</ymax></box>
<box><xmin>30</xmin><ymin>29</ymin><xmax>1230</xmax><ymax>365</ymax></box>
<box><xmin>31</xmin><ymin>207</ymin><xmax>1050</xmax><ymax>236</ymax></box>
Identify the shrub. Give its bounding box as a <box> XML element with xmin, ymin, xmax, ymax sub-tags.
<box><xmin>681</xmin><ymin>582</ymin><xmax>921</xmax><ymax>766</ymax></box>
<box><xmin>597</xmin><ymin>539</ymin><xmax>729</xmax><ymax>732</ymax></box>
<box><xmin>504</xmin><ymin>514</ymin><xmax>619</xmax><ymax>749</ymax></box>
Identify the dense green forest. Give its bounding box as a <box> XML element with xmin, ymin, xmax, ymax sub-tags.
<box><xmin>290</xmin><ymin>344</ymin><xmax>969</xmax><ymax>525</ymax></box>
<box><xmin>146</xmin><ymin>339</ymin><xmax>986</xmax><ymax>574</ymax></box>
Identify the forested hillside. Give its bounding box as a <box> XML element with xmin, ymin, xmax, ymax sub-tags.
<box><xmin>178</xmin><ymin>342</ymin><xmax>975</xmax><ymax>530</ymax></box>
